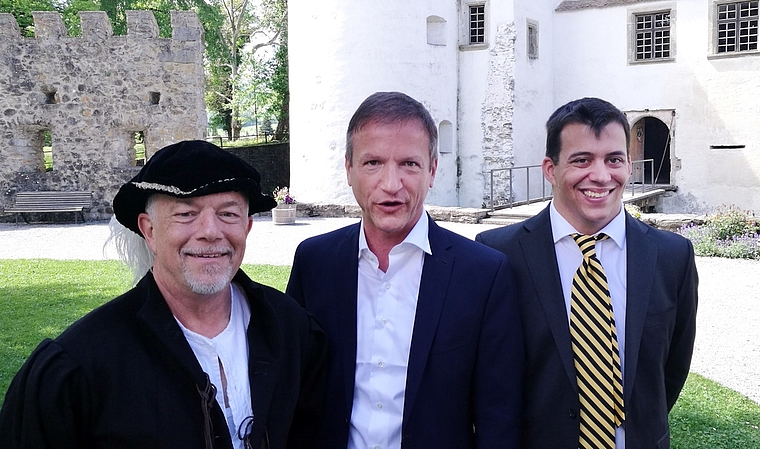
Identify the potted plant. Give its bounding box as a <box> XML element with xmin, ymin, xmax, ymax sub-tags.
<box><xmin>272</xmin><ymin>186</ymin><xmax>297</xmax><ymax>224</ymax></box>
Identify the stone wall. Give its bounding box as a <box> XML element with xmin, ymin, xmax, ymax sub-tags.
<box><xmin>0</xmin><ymin>10</ymin><xmax>206</xmax><ymax>220</ymax></box>
<box><xmin>226</xmin><ymin>143</ymin><xmax>290</xmax><ymax>197</ymax></box>
<box><xmin>481</xmin><ymin>23</ymin><xmax>517</xmax><ymax>207</ymax></box>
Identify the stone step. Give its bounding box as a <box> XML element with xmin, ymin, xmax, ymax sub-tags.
<box><xmin>480</xmin><ymin>217</ymin><xmax>527</xmax><ymax>226</ymax></box>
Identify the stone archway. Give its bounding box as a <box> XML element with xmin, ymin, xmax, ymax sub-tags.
<box><xmin>626</xmin><ymin>110</ymin><xmax>675</xmax><ymax>185</ymax></box>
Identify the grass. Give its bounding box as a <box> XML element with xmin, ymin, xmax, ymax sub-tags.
<box><xmin>670</xmin><ymin>373</ymin><xmax>760</xmax><ymax>448</ymax></box>
<box><xmin>1</xmin><ymin>260</ymin><xmax>759</xmax><ymax>448</ymax></box>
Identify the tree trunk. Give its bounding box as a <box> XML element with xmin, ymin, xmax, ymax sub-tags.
<box><xmin>232</xmin><ymin>119</ymin><xmax>242</xmax><ymax>140</ymax></box>
<box><xmin>274</xmin><ymin>90</ymin><xmax>289</xmax><ymax>141</ymax></box>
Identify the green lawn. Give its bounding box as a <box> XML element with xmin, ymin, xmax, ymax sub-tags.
<box><xmin>0</xmin><ymin>260</ymin><xmax>758</xmax><ymax>448</ymax></box>
<box><xmin>670</xmin><ymin>373</ymin><xmax>760</xmax><ymax>448</ymax></box>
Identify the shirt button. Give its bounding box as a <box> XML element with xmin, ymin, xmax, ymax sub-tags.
<box><xmin>378</xmin><ymin>361</ymin><xmax>385</xmax><ymax>368</ymax></box>
<box><xmin>381</xmin><ymin>318</ymin><xmax>389</xmax><ymax>325</ymax></box>
<box><xmin>384</xmin><ymin>282</ymin><xmax>391</xmax><ymax>289</ymax></box>
<box><xmin>569</xmin><ymin>409</ymin><xmax>577</xmax><ymax>418</ymax></box>
<box><xmin>377</xmin><ymin>403</ymin><xmax>383</xmax><ymax>409</ymax></box>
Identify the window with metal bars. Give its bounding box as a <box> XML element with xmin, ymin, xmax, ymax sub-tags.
<box><xmin>527</xmin><ymin>21</ymin><xmax>539</xmax><ymax>59</ymax></box>
<box><xmin>717</xmin><ymin>1</ymin><xmax>759</xmax><ymax>53</ymax></box>
<box><xmin>469</xmin><ymin>5</ymin><xmax>485</xmax><ymax>44</ymax></box>
<box><xmin>635</xmin><ymin>12</ymin><xmax>671</xmax><ymax>60</ymax></box>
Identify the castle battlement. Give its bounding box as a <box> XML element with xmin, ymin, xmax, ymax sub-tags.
<box><xmin>0</xmin><ymin>9</ymin><xmax>206</xmax><ymax>220</ymax></box>
<box><xmin>0</xmin><ymin>10</ymin><xmax>202</xmax><ymax>41</ymax></box>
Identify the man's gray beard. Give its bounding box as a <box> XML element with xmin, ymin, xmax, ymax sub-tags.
<box><xmin>181</xmin><ymin>262</ymin><xmax>235</xmax><ymax>295</ymax></box>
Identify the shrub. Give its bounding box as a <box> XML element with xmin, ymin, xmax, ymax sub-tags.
<box><xmin>678</xmin><ymin>206</ymin><xmax>760</xmax><ymax>259</ymax></box>
<box><xmin>706</xmin><ymin>205</ymin><xmax>759</xmax><ymax>241</ymax></box>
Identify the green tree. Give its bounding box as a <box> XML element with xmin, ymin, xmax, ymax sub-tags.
<box><xmin>205</xmin><ymin>0</ymin><xmax>285</xmax><ymax>140</ymax></box>
<box><xmin>267</xmin><ymin>29</ymin><xmax>287</xmax><ymax>141</ymax></box>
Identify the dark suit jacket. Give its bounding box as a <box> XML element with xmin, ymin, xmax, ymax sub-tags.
<box><xmin>286</xmin><ymin>216</ymin><xmax>523</xmax><ymax>449</ymax></box>
<box><xmin>0</xmin><ymin>270</ymin><xmax>327</xmax><ymax>449</ymax></box>
<box><xmin>476</xmin><ymin>206</ymin><xmax>698</xmax><ymax>449</ymax></box>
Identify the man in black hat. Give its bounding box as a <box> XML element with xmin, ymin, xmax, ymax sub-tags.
<box><xmin>0</xmin><ymin>140</ymin><xmax>327</xmax><ymax>449</ymax></box>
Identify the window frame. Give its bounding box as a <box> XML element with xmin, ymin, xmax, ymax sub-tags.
<box><xmin>711</xmin><ymin>0</ymin><xmax>759</xmax><ymax>56</ymax></box>
<box><xmin>459</xmin><ymin>1</ymin><xmax>488</xmax><ymax>51</ymax></box>
<box><xmin>628</xmin><ymin>4</ymin><xmax>676</xmax><ymax>65</ymax></box>
<box><xmin>527</xmin><ymin>19</ymin><xmax>539</xmax><ymax>60</ymax></box>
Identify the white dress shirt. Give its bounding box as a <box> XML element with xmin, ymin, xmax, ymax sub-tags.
<box><xmin>177</xmin><ymin>283</ymin><xmax>253</xmax><ymax>449</ymax></box>
<box><xmin>549</xmin><ymin>201</ymin><xmax>627</xmax><ymax>448</ymax></box>
<box><xmin>349</xmin><ymin>212</ymin><xmax>431</xmax><ymax>449</ymax></box>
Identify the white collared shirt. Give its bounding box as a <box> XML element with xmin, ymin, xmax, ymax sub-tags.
<box><xmin>177</xmin><ymin>283</ymin><xmax>252</xmax><ymax>449</ymax></box>
<box><xmin>549</xmin><ymin>202</ymin><xmax>627</xmax><ymax>448</ymax></box>
<box><xmin>349</xmin><ymin>212</ymin><xmax>431</xmax><ymax>449</ymax></box>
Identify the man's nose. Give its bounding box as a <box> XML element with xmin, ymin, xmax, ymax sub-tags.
<box><xmin>196</xmin><ymin>209</ymin><xmax>222</xmax><ymax>239</ymax></box>
<box><xmin>380</xmin><ymin>165</ymin><xmax>403</xmax><ymax>192</ymax></box>
<box><xmin>588</xmin><ymin>160</ymin><xmax>612</xmax><ymax>182</ymax></box>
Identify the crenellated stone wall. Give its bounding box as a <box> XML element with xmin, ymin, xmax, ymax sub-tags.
<box><xmin>0</xmin><ymin>10</ymin><xmax>206</xmax><ymax>220</ymax></box>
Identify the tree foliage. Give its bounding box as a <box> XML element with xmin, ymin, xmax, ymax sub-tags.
<box><xmin>268</xmin><ymin>29</ymin><xmax>288</xmax><ymax>140</ymax></box>
<box><xmin>204</xmin><ymin>0</ymin><xmax>286</xmax><ymax>140</ymax></box>
<box><xmin>1</xmin><ymin>0</ymin><xmax>57</xmax><ymax>36</ymax></box>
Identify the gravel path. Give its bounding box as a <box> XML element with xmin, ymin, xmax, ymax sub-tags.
<box><xmin>0</xmin><ymin>219</ymin><xmax>757</xmax><ymax>403</ymax></box>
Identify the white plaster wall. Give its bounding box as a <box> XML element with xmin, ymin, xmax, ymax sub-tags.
<box><xmin>457</xmin><ymin>47</ymin><xmax>491</xmax><ymax>207</ymax></box>
<box><xmin>510</xmin><ymin>0</ymin><xmax>557</xmax><ymax>202</ymax></box>
<box><xmin>289</xmin><ymin>0</ymin><xmax>459</xmax><ymax>206</ymax></box>
<box><xmin>457</xmin><ymin>2</ymin><xmax>519</xmax><ymax>208</ymax></box>
<box><xmin>553</xmin><ymin>2</ymin><xmax>760</xmax><ymax>213</ymax></box>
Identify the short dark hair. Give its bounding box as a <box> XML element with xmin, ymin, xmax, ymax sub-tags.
<box><xmin>545</xmin><ymin>97</ymin><xmax>630</xmax><ymax>163</ymax></box>
<box><xmin>345</xmin><ymin>91</ymin><xmax>438</xmax><ymax>165</ymax></box>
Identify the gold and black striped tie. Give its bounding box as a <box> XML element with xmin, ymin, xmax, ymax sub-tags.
<box><xmin>570</xmin><ymin>233</ymin><xmax>625</xmax><ymax>449</ymax></box>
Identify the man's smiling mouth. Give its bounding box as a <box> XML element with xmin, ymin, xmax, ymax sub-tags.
<box><xmin>583</xmin><ymin>190</ymin><xmax>611</xmax><ymax>199</ymax></box>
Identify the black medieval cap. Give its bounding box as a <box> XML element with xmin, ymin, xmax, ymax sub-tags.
<box><xmin>113</xmin><ymin>140</ymin><xmax>276</xmax><ymax>237</ymax></box>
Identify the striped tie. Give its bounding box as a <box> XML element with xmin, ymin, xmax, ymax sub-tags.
<box><xmin>570</xmin><ymin>233</ymin><xmax>625</xmax><ymax>449</ymax></box>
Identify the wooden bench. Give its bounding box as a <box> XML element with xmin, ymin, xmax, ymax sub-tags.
<box><xmin>4</xmin><ymin>191</ymin><xmax>93</xmax><ymax>224</ymax></box>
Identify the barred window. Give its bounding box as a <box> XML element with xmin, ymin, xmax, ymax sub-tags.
<box><xmin>469</xmin><ymin>5</ymin><xmax>485</xmax><ymax>44</ymax></box>
<box><xmin>635</xmin><ymin>12</ymin><xmax>671</xmax><ymax>60</ymax></box>
<box><xmin>717</xmin><ymin>1</ymin><xmax>759</xmax><ymax>53</ymax></box>
<box><xmin>527</xmin><ymin>21</ymin><xmax>539</xmax><ymax>59</ymax></box>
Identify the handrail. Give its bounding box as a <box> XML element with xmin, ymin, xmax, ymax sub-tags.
<box><xmin>487</xmin><ymin>164</ymin><xmax>551</xmax><ymax>211</ymax></box>
<box><xmin>627</xmin><ymin>158</ymin><xmax>655</xmax><ymax>197</ymax></box>
<box><xmin>486</xmin><ymin>159</ymin><xmax>658</xmax><ymax>211</ymax></box>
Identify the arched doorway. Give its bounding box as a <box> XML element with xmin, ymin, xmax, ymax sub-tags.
<box><xmin>629</xmin><ymin>117</ymin><xmax>671</xmax><ymax>184</ymax></box>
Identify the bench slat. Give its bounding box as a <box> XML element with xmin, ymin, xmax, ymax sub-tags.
<box><xmin>4</xmin><ymin>192</ymin><xmax>93</xmax><ymax>222</ymax></box>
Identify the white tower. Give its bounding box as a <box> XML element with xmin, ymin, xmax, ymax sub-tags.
<box><xmin>289</xmin><ymin>0</ymin><xmax>556</xmax><ymax>208</ymax></box>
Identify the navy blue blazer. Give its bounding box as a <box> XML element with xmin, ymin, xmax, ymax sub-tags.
<box><xmin>286</xmin><ymin>216</ymin><xmax>523</xmax><ymax>449</ymax></box>
<box><xmin>476</xmin><ymin>206</ymin><xmax>698</xmax><ymax>449</ymax></box>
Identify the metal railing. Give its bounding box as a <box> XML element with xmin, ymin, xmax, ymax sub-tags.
<box><xmin>487</xmin><ymin>164</ymin><xmax>551</xmax><ymax>210</ymax></box>
<box><xmin>486</xmin><ymin>159</ymin><xmax>658</xmax><ymax>210</ymax></box>
<box><xmin>627</xmin><ymin>158</ymin><xmax>655</xmax><ymax>197</ymax></box>
<box><xmin>205</xmin><ymin>133</ymin><xmax>277</xmax><ymax>147</ymax></box>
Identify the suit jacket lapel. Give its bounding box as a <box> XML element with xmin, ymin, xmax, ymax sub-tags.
<box><xmin>403</xmin><ymin>218</ymin><xmax>453</xmax><ymax>427</ymax></box>
<box><xmin>521</xmin><ymin>208</ymin><xmax>579</xmax><ymax>390</ymax></box>
<box><xmin>240</xmin><ymin>272</ymin><xmax>282</xmax><ymax>445</ymax></box>
<box><xmin>623</xmin><ymin>214</ymin><xmax>656</xmax><ymax>400</ymax></box>
<box><xmin>136</xmin><ymin>273</ymin><xmax>209</xmax><ymax>385</ymax></box>
<box><xmin>337</xmin><ymin>224</ymin><xmax>361</xmax><ymax>417</ymax></box>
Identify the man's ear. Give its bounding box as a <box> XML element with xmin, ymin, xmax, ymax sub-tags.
<box><xmin>542</xmin><ymin>156</ymin><xmax>557</xmax><ymax>186</ymax></box>
<box><xmin>137</xmin><ymin>213</ymin><xmax>158</xmax><ymax>253</ymax></box>
<box><xmin>245</xmin><ymin>215</ymin><xmax>253</xmax><ymax>236</ymax></box>
<box><xmin>429</xmin><ymin>158</ymin><xmax>438</xmax><ymax>188</ymax></box>
<box><xmin>345</xmin><ymin>156</ymin><xmax>353</xmax><ymax>186</ymax></box>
